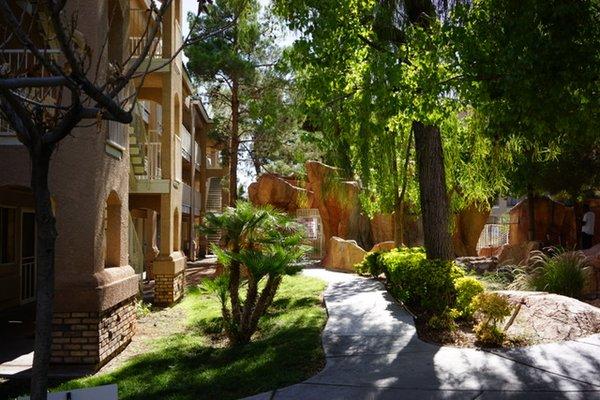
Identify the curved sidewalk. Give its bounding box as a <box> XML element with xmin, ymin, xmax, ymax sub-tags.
<box><xmin>246</xmin><ymin>269</ymin><xmax>600</xmax><ymax>400</ymax></box>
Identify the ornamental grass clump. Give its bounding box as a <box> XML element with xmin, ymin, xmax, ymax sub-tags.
<box><xmin>508</xmin><ymin>248</ymin><xmax>588</xmax><ymax>298</ymax></box>
<box><xmin>199</xmin><ymin>201</ymin><xmax>309</xmax><ymax>345</ymax></box>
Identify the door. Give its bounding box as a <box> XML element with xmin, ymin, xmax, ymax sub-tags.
<box><xmin>20</xmin><ymin>211</ymin><xmax>36</xmax><ymax>304</ymax></box>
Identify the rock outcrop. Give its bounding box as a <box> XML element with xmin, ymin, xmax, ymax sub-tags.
<box><xmin>370</xmin><ymin>241</ymin><xmax>396</xmax><ymax>253</ymax></box>
<box><xmin>248</xmin><ymin>174</ymin><xmax>311</xmax><ymax>213</ymax></box>
<box><xmin>498</xmin><ymin>290</ymin><xmax>600</xmax><ymax>344</ymax></box>
<box><xmin>508</xmin><ymin>197</ymin><xmax>577</xmax><ymax>248</ymax></box>
<box><xmin>322</xmin><ymin>237</ymin><xmax>367</xmax><ymax>272</ymax></box>
<box><xmin>497</xmin><ymin>241</ymin><xmax>540</xmax><ymax>266</ymax></box>
<box><xmin>453</xmin><ymin>204</ymin><xmax>490</xmax><ymax>257</ymax></box>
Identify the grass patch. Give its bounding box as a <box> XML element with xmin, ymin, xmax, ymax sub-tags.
<box><xmin>52</xmin><ymin>274</ymin><xmax>327</xmax><ymax>400</ymax></box>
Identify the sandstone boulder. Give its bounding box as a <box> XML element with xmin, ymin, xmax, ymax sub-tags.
<box><xmin>497</xmin><ymin>241</ymin><xmax>540</xmax><ymax>266</ymax></box>
<box><xmin>498</xmin><ymin>290</ymin><xmax>600</xmax><ymax>343</ymax></box>
<box><xmin>582</xmin><ymin>244</ymin><xmax>600</xmax><ymax>297</ymax></box>
<box><xmin>248</xmin><ymin>174</ymin><xmax>311</xmax><ymax>213</ymax></box>
<box><xmin>370</xmin><ymin>241</ymin><xmax>396</xmax><ymax>253</ymax></box>
<box><xmin>322</xmin><ymin>236</ymin><xmax>367</xmax><ymax>272</ymax></box>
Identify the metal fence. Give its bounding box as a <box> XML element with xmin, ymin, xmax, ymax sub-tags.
<box><xmin>476</xmin><ymin>223</ymin><xmax>510</xmax><ymax>251</ymax></box>
<box><xmin>296</xmin><ymin>208</ymin><xmax>324</xmax><ymax>260</ymax></box>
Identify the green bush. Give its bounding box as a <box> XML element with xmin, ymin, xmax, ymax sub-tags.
<box><xmin>471</xmin><ymin>292</ymin><xmax>512</xmax><ymax>346</ymax></box>
<box><xmin>354</xmin><ymin>251</ymin><xmax>384</xmax><ymax>277</ymax></box>
<box><xmin>454</xmin><ymin>276</ymin><xmax>485</xmax><ymax>319</ymax></box>
<box><xmin>381</xmin><ymin>247</ymin><xmax>463</xmax><ymax>316</ymax></box>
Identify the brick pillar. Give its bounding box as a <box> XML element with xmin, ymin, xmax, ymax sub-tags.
<box><xmin>51</xmin><ymin>297</ymin><xmax>136</xmax><ymax>367</ymax></box>
<box><xmin>154</xmin><ymin>270</ymin><xmax>185</xmax><ymax>305</ymax></box>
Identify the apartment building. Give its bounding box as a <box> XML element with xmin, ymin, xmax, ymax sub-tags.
<box><xmin>0</xmin><ymin>0</ymin><xmax>223</xmax><ymax>370</ymax></box>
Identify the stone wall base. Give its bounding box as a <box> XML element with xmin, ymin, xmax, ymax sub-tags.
<box><xmin>51</xmin><ymin>296</ymin><xmax>136</xmax><ymax>367</ymax></box>
<box><xmin>154</xmin><ymin>270</ymin><xmax>185</xmax><ymax>305</ymax></box>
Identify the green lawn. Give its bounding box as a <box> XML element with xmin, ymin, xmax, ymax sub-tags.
<box><xmin>54</xmin><ymin>274</ymin><xmax>327</xmax><ymax>400</ymax></box>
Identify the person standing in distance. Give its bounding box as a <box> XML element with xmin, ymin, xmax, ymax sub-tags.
<box><xmin>581</xmin><ymin>204</ymin><xmax>595</xmax><ymax>250</ymax></box>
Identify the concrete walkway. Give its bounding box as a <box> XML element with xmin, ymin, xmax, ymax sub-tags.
<box><xmin>246</xmin><ymin>269</ymin><xmax>600</xmax><ymax>400</ymax></box>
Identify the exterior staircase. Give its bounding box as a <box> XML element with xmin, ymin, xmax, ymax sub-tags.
<box><xmin>129</xmin><ymin>128</ymin><xmax>146</xmax><ymax>176</ymax></box>
<box><xmin>205</xmin><ymin>177</ymin><xmax>223</xmax><ymax>253</ymax></box>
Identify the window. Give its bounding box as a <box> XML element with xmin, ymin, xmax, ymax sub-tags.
<box><xmin>0</xmin><ymin>207</ymin><xmax>16</xmax><ymax>264</ymax></box>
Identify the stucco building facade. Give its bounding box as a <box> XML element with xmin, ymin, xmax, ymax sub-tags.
<box><xmin>0</xmin><ymin>0</ymin><xmax>223</xmax><ymax>370</ymax></box>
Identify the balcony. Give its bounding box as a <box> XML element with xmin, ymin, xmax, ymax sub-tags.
<box><xmin>129</xmin><ymin>9</ymin><xmax>163</xmax><ymax>59</ymax></box>
<box><xmin>182</xmin><ymin>183</ymin><xmax>202</xmax><ymax>215</ymax></box>
<box><xmin>0</xmin><ymin>49</ymin><xmax>62</xmax><ymax>145</ymax></box>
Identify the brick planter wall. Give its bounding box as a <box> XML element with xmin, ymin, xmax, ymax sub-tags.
<box><xmin>154</xmin><ymin>270</ymin><xmax>185</xmax><ymax>305</ymax></box>
<box><xmin>51</xmin><ymin>296</ymin><xmax>136</xmax><ymax>367</ymax></box>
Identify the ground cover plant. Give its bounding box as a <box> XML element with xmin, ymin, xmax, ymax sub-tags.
<box><xmin>42</xmin><ymin>275</ymin><xmax>327</xmax><ymax>400</ymax></box>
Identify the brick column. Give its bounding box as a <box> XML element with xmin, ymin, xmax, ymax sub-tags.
<box><xmin>51</xmin><ymin>297</ymin><xmax>136</xmax><ymax>367</ymax></box>
<box><xmin>154</xmin><ymin>270</ymin><xmax>185</xmax><ymax>305</ymax></box>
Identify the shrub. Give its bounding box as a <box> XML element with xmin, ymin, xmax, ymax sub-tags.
<box><xmin>471</xmin><ymin>292</ymin><xmax>512</xmax><ymax>346</ymax></box>
<box><xmin>354</xmin><ymin>251</ymin><xmax>384</xmax><ymax>277</ymax></box>
<box><xmin>454</xmin><ymin>277</ymin><xmax>485</xmax><ymax>319</ymax></box>
<box><xmin>199</xmin><ymin>201</ymin><xmax>309</xmax><ymax>345</ymax></box>
<box><xmin>382</xmin><ymin>247</ymin><xmax>462</xmax><ymax>316</ymax></box>
<box><xmin>529</xmin><ymin>249</ymin><xmax>588</xmax><ymax>298</ymax></box>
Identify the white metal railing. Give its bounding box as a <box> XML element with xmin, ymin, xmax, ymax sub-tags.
<box><xmin>174</xmin><ymin>136</ymin><xmax>182</xmax><ymax>182</ymax></box>
<box><xmin>476</xmin><ymin>223</ymin><xmax>510</xmax><ymax>251</ymax></box>
<box><xmin>296</xmin><ymin>209</ymin><xmax>324</xmax><ymax>259</ymax></box>
<box><xmin>129</xmin><ymin>9</ymin><xmax>163</xmax><ymax>58</ymax></box>
<box><xmin>195</xmin><ymin>142</ymin><xmax>200</xmax><ymax>169</ymax></box>
<box><xmin>21</xmin><ymin>257</ymin><xmax>36</xmax><ymax>303</ymax></box>
<box><xmin>0</xmin><ymin>49</ymin><xmax>61</xmax><ymax>139</ymax></box>
<box><xmin>144</xmin><ymin>142</ymin><xmax>162</xmax><ymax>180</ymax></box>
<box><xmin>181</xmin><ymin>124</ymin><xmax>192</xmax><ymax>161</ymax></box>
<box><xmin>0</xmin><ymin>49</ymin><xmax>61</xmax><ymax>76</ymax></box>
<box><xmin>129</xmin><ymin>36</ymin><xmax>163</xmax><ymax>58</ymax></box>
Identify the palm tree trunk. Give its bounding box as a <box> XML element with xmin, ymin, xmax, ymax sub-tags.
<box><xmin>413</xmin><ymin>121</ymin><xmax>453</xmax><ymax>260</ymax></box>
<box><xmin>30</xmin><ymin>146</ymin><xmax>57</xmax><ymax>400</ymax></box>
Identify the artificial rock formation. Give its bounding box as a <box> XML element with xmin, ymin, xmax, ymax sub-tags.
<box><xmin>453</xmin><ymin>204</ymin><xmax>490</xmax><ymax>257</ymax></box>
<box><xmin>496</xmin><ymin>241</ymin><xmax>540</xmax><ymax>266</ymax></box>
<box><xmin>248</xmin><ymin>173</ymin><xmax>311</xmax><ymax>212</ymax></box>
<box><xmin>508</xmin><ymin>197</ymin><xmax>577</xmax><ymax>247</ymax></box>
<box><xmin>322</xmin><ymin>237</ymin><xmax>367</xmax><ymax>272</ymax></box>
<box><xmin>370</xmin><ymin>241</ymin><xmax>396</xmax><ymax>253</ymax></box>
<box><xmin>499</xmin><ymin>290</ymin><xmax>600</xmax><ymax>344</ymax></box>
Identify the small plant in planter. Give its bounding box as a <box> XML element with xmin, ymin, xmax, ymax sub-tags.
<box><xmin>199</xmin><ymin>201</ymin><xmax>309</xmax><ymax>345</ymax></box>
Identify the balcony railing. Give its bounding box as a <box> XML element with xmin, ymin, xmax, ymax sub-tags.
<box><xmin>182</xmin><ymin>183</ymin><xmax>202</xmax><ymax>214</ymax></box>
<box><xmin>0</xmin><ymin>49</ymin><xmax>62</xmax><ymax>139</ymax></box>
<box><xmin>144</xmin><ymin>142</ymin><xmax>162</xmax><ymax>180</ymax></box>
<box><xmin>181</xmin><ymin>124</ymin><xmax>192</xmax><ymax>161</ymax></box>
<box><xmin>129</xmin><ymin>9</ymin><xmax>163</xmax><ymax>58</ymax></box>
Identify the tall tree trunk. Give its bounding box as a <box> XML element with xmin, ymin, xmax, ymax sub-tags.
<box><xmin>228</xmin><ymin>78</ymin><xmax>240</xmax><ymax>206</ymax></box>
<box><xmin>413</xmin><ymin>121</ymin><xmax>453</xmax><ymax>260</ymax></box>
<box><xmin>30</xmin><ymin>145</ymin><xmax>57</xmax><ymax>400</ymax></box>
<box><xmin>527</xmin><ymin>184</ymin><xmax>536</xmax><ymax>241</ymax></box>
